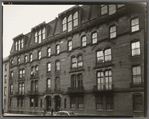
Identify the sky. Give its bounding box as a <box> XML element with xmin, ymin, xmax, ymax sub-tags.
<box><xmin>3</xmin><ymin>4</ymin><xmax>75</xmax><ymax>58</ymax></box>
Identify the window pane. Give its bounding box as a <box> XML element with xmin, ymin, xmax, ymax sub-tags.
<box><xmin>109</xmin><ymin>5</ymin><xmax>116</xmax><ymax>15</ymax></box>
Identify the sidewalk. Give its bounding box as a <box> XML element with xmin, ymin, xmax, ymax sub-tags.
<box><xmin>3</xmin><ymin>113</ymin><xmax>36</xmax><ymax>116</ymax></box>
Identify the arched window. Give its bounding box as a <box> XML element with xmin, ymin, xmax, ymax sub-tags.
<box><xmin>62</xmin><ymin>17</ymin><xmax>67</xmax><ymax>31</ymax></box>
<box><xmin>73</xmin><ymin>11</ymin><xmax>78</xmax><ymax>27</ymax></box>
<box><xmin>68</xmin><ymin>14</ymin><xmax>72</xmax><ymax>32</ymax></box>
<box><xmin>22</xmin><ymin>69</ymin><xmax>25</xmax><ymax>78</ymax></box>
<box><xmin>30</xmin><ymin>54</ymin><xmax>33</xmax><ymax>62</ymax></box>
<box><xmin>47</xmin><ymin>79</ymin><xmax>51</xmax><ymax>89</ymax></box>
<box><xmin>38</xmin><ymin>50</ymin><xmax>41</xmax><ymax>60</ymax></box>
<box><xmin>47</xmin><ymin>47</ymin><xmax>51</xmax><ymax>57</ymax></box>
<box><xmin>56</xmin><ymin>44</ymin><xmax>60</xmax><ymax>54</ymax></box>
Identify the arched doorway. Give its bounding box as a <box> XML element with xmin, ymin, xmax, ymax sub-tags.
<box><xmin>55</xmin><ymin>95</ymin><xmax>61</xmax><ymax>111</ymax></box>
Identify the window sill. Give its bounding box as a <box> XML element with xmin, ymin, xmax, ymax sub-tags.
<box><xmin>133</xmin><ymin>111</ymin><xmax>144</xmax><ymax>113</ymax></box>
<box><xmin>129</xmin><ymin>30</ymin><xmax>141</xmax><ymax>35</ymax></box>
<box><xmin>130</xmin><ymin>55</ymin><xmax>141</xmax><ymax>59</ymax></box>
<box><xmin>130</xmin><ymin>82</ymin><xmax>144</xmax><ymax>88</ymax></box>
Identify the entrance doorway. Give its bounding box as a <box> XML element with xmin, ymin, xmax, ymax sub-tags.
<box><xmin>55</xmin><ymin>96</ymin><xmax>61</xmax><ymax>111</ymax></box>
<box><xmin>46</xmin><ymin>96</ymin><xmax>51</xmax><ymax>111</ymax></box>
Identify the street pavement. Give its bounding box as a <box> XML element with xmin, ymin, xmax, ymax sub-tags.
<box><xmin>3</xmin><ymin>113</ymin><xmax>36</xmax><ymax>116</ymax></box>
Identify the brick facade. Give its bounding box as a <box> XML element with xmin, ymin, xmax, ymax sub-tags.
<box><xmin>8</xmin><ymin>4</ymin><xmax>146</xmax><ymax>117</ymax></box>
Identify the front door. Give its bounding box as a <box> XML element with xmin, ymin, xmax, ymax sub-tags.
<box><xmin>46</xmin><ymin>96</ymin><xmax>51</xmax><ymax>111</ymax></box>
<box><xmin>55</xmin><ymin>96</ymin><xmax>61</xmax><ymax>111</ymax></box>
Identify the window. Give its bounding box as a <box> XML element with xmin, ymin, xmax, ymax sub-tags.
<box><xmin>21</xmin><ymin>39</ymin><xmax>24</xmax><ymax>49</ymax></box>
<box><xmin>18</xmin><ymin>40</ymin><xmax>20</xmax><ymax>51</ymax></box>
<box><xmin>55</xmin><ymin>77</ymin><xmax>60</xmax><ymax>91</ymax></box>
<box><xmin>68</xmin><ymin>14</ymin><xmax>72</xmax><ymax>32</ymax></box>
<box><xmin>64</xmin><ymin>99</ymin><xmax>66</xmax><ymax>108</ymax></box>
<box><xmin>131</xmin><ymin>41</ymin><xmax>140</xmax><ymax>56</ymax></box>
<box><xmin>24</xmin><ymin>55</ymin><xmax>27</xmax><ymax>63</ymax></box>
<box><xmin>71</xmin><ymin>74</ymin><xmax>83</xmax><ymax>89</ymax></box>
<box><xmin>97</xmin><ymin>70</ymin><xmax>112</xmax><ymax>90</ymax></box>
<box><xmin>40</xmin><ymin>99</ymin><xmax>43</xmax><ymax>107</ymax></box>
<box><xmin>68</xmin><ymin>40</ymin><xmax>72</xmax><ymax>51</ymax></box>
<box><xmin>62</xmin><ymin>17</ymin><xmax>67</xmax><ymax>31</ymax></box>
<box><xmin>78</xmin><ymin>55</ymin><xmax>83</xmax><ymax>67</ymax></box>
<box><xmin>4</xmin><ymin>75</ymin><xmax>7</xmax><ymax>83</ymax></box>
<box><xmin>70</xmin><ymin>97</ymin><xmax>83</xmax><ymax>109</ymax></box>
<box><xmin>38</xmin><ymin>51</ymin><xmax>41</xmax><ymax>60</ymax></box>
<box><xmin>92</xmin><ymin>32</ymin><xmax>97</xmax><ymax>44</ymax></box>
<box><xmin>30</xmin><ymin>54</ymin><xmax>33</xmax><ymax>62</ymax></box>
<box><xmin>70</xmin><ymin>97</ymin><xmax>76</xmax><ymax>108</ymax></box>
<box><xmin>56</xmin><ymin>60</ymin><xmax>60</xmax><ymax>71</ymax></box>
<box><xmin>109</xmin><ymin>5</ymin><xmax>116</xmax><ymax>15</ymax></box>
<box><xmin>47</xmin><ymin>47</ymin><xmax>51</xmax><ymax>57</ymax></box>
<box><xmin>42</xmin><ymin>27</ymin><xmax>45</xmax><ymax>40</ymax></box>
<box><xmin>11</xmin><ymin>71</ymin><xmax>13</xmax><ymax>78</ymax></box>
<box><xmin>4</xmin><ymin>87</ymin><xmax>6</xmax><ymax>96</ymax></box>
<box><xmin>96</xmin><ymin>97</ymin><xmax>103</xmax><ymax>109</ymax></box>
<box><xmin>101</xmin><ymin>5</ymin><xmax>107</xmax><ymax>15</ymax></box>
<box><xmin>133</xmin><ymin>94</ymin><xmax>143</xmax><ymax>111</ymax></box>
<box><xmin>132</xmin><ymin>66</ymin><xmax>141</xmax><ymax>84</ymax></box>
<box><xmin>10</xmin><ymin>98</ymin><xmax>12</xmax><ymax>107</ymax></box>
<box><xmin>35</xmin><ymin>80</ymin><xmax>38</xmax><ymax>91</ymax></box>
<box><xmin>22</xmin><ymin>83</ymin><xmax>25</xmax><ymax>94</ymax></box>
<box><xmin>97</xmin><ymin>48</ymin><xmax>112</xmax><ymax>63</ymax></box>
<box><xmin>5</xmin><ymin>64</ymin><xmax>7</xmax><ymax>71</ymax></box>
<box><xmin>35</xmin><ymin>65</ymin><xmax>38</xmax><ymax>72</ymax></box>
<box><xmin>35</xmin><ymin>32</ymin><xmax>38</xmax><ymax>43</ymax></box>
<box><xmin>73</xmin><ymin>11</ymin><xmax>78</xmax><ymax>27</ymax></box>
<box><xmin>15</xmin><ymin>42</ymin><xmax>18</xmax><ymax>51</ymax></box>
<box><xmin>19</xmin><ymin>69</ymin><xmax>25</xmax><ymax>78</ymax></box>
<box><xmin>47</xmin><ymin>79</ymin><xmax>51</xmax><ymax>89</ymax></box>
<box><xmin>10</xmin><ymin>84</ymin><xmax>13</xmax><ymax>94</ymax></box>
<box><xmin>47</xmin><ymin>62</ymin><xmax>51</xmax><ymax>72</ymax></box>
<box><xmin>110</xmin><ymin>26</ymin><xmax>116</xmax><ymax>39</ymax></box>
<box><xmin>106</xmin><ymin>96</ymin><xmax>113</xmax><ymax>110</ymax></box>
<box><xmin>19</xmin><ymin>83</ymin><xmax>22</xmax><ymax>94</ymax></box>
<box><xmin>35</xmin><ymin>98</ymin><xmax>38</xmax><ymax>107</ymax></box>
<box><xmin>81</xmin><ymin>36</ymin><xmax>86</xmax><ymax>47</ymax></box>
<box><xmin>38</xmin><ymin>30</ymin><xmax>41</xmax><ymax>43</ymax></box>
<box><xmin>31</xmin><ymin>66</ymin><xmax>38</xmax><ymax>77</ymax></box>
<box><xmin>71</xmin><ymin>55</ymin><xmax>83</xmax><ymax>68</ymax></box>
<box><xmin>21</xmin><ymin>99</ymin><xmax>24</xmax><ymax>107</ymax></box>
<box><xmin>72</xmin><ymin>57</ymin><xmax>77</xmax><ymax>68</ymax></box>
<box><xmin>30</xmin><ymin>98</ymin><xmax>34</xmax><ymax>107</ymax></box>
<box><xmin>18</xmin><ymin>58</ymin><xmax>20</xmax><ymax>65</ymax></box>
<box><xmin>11</xmin><ymin>59</ymin><xmax>14</xmax><ymax>66</ymax></box>
<box><xmin>78</xmin><ymin>97</ymin><xmax>83</xmax><ymax>109</ymax></box>
<box><xmin>131</xmin><ymin>18</ymin><xmax>139</xmax><ymax>32</ymax></box>
<box><xmin>56</xmin><ymin>44</ymin><xmax>60</xmax><ymax>54</ymax></box>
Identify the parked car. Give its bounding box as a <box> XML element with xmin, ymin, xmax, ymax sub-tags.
<box><xmin>54</xmin><ymin>111</ymin><xmax>76</xmax><ymax>116</ymax></box>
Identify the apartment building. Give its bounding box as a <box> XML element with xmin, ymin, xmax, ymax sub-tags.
<box><xmin>8</xmin><ymin>3</ymin><xmax>147</xmax><ymax>116</ymax></box>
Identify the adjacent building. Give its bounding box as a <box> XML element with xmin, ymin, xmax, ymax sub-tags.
<box><xmin>8</xmin><ymin>3</ymin><xmax>147</xmax><ymax>117</ymax></box>
<box><xmin>3</xmin><ymin>57</ymin><xmax>9</xmax><ymax>113</ymax></box>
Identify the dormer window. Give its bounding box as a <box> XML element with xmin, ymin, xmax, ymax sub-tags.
<box><xmin>68</xmin><ymin>14</ymin><xmax>72</xmax><ymax>32</ymax></box>
<box><xmin>34</xmin><ymin>27</ymin><xmax>45</xmax><ymax>43</ymax></box>
<box><xmin>15</xmin><ymin>38</ymin><xmax>24</xmax><ymax>51</ymax></box>
<box><xmin>63</xmin><ymin>17</ymin><xmax>67</xmax><ymax>31</ymax></box>
<box><xmin>62</xmin><ymin>11</ymin><xmax>79</xmax><ymax>32</ymax></box>
<box><xmin>73</xmin><ymin>11</ymin><xmax>78</xmax><ymax>27</ymax></box>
